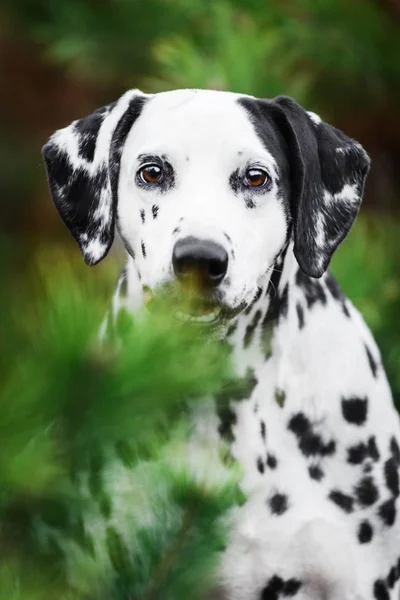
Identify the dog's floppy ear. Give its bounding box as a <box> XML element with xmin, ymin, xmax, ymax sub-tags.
<box><xmin>42</xmin><ymin>89</ymin><xmax>148</xmax><ymax>265</ymax></box>
<box><xmin>268</xmin><ymin>96</ymin><xmax>370</xmax><ymax>278</ymax></box>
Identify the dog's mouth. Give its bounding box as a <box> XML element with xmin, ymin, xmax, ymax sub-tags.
<box><xmin>143</xmin><ymin>286</ymin><xmax>245</xmax><ymax>327</ymax></box>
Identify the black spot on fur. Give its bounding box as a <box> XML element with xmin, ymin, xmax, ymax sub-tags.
<box><xmin>261</xmin><ymin>576</ymin><xmax>301</xmax><ymax>600</ymax></box>
<box><xmin>152</xmin><ymin>204</ymin><xmax>159</xmax><ymax>219</ymax></box>
<box><xmin>347</xmin><ymin>437</ymin><xmax>380</xmax><ymax>465</ymax></box>
<box><xmin>358</xmin><ymin>520</ymin><xmax>373</xmax><ymax>543</ymax></box>
<box><xmin>244</xmin><ymin>309</ymin><xmax>262</xmax><ymax>349</ymax></box>
<box><xmin>140</xmin><ymin>209</ymin><xmax>146</xmax><ymax>224</ymax></box>
<box><xmin>227</xmin><ymin>321</ymin><xmax>238</xmax><ymax>337</ymax></box>
<box><xmin>390</xmin><ymin>437</ymin><xmax>400</xmax><ymax>465</ymax></box>
<box><xmin>229</xmin><ymin>169</ymin><xmax>240</xmax><ymax>194</ymax></box>
<box><xmin>347</xmin><ymin>442</ymin><xmax>368</xmax><ymax>465</ymax></box>
<box><xmin>341</xmin><ymin>396</ymin><xmax>368</xmax><ymax>425</ymax></box>
<box><xmin>324</xmin><ymin>271</ymin><xmax>343</xmax><ymax>301</ymax></box>
<box><xmin>275</xmin><ymin>389</ymin><xmax>286</xmax><ymax>408</ymax></box>
<box><xmin>368</xmin><ymin>436</ymin><xmax>380</xmax><ymax>461</ymax></box>
<box><xmin>257</xmin><ymin>457</ymin><xmax>265</xmax><ymax>474</ymax></box>
<box><xmin>215</xmin><ymin>368</ymin><xmax>258</xmax><ymax>406</ymax></box>
<box><xmin>374</xmin><ymin>579</ymin><xmax>390</xmax><ymax>600</ymax></box>
<box><xmin>329</xmin><ymin>490</ymin><xmax>354</xmax><ymax>513</ymax></box>
<box><xmin>269</xmin><ymin>493</ymin><xmax>289</xmax><ymax>515</ymax></box>
<box><xmin>217</xmin><ymin>405</ymin><xmax>237</xmax><ymax>443</ymax></box>
<box><xmin>283</xmin><ymin>579</ymin><xmax>302</xmax><ymax>596</ymax></box>
<box><xmin>309</xmin><ymin>464</ymin><xmax>324</xmax><ymax>481</ymax></box>
<box><xmin>296</xmin><ymin>303</ymin><xmax>304</xmax><ymax>329</ymax></box>
<box><xmin>260</xmin><ymin>420</ymin><xmax>266</xmax><ymax>441</ymax></box>
<box><xmin>173</xmin><ymin>226</ymin><xmax>181</xmax><ymax>235</ymax></box>
<box><xmin>295</xmin><ymin>270</ymin><xmax>327</xmax><ymax>309</ymax></box>
<box><xmin>378</xmin><ymin>498</ymin><xmax>396</xmax><ymax>526</ymax></box>
<box><xmin>267</xmin><ymin>454</ymin><xmax>277</xmax><ymax>469</ymax></box>
<box><xmin>141</xmin><ymin>241</ymin><xmax>146</xmax><ymax>258</ymax></box>
<box><xmin>365</xmin><ymin>344</ymin><xmax>378</xmax><ymax>378</ymax></box>
<box><xmin>261</xmin><ymin>575</ymin><xmax>284</xmax><ymax>600</ymax></box>
<box><xmin>387</xmin><ymin>566</ymin><xmax>399</xmax><ymax>589</ymax></box>
<box><xmin>244</xmin><ymin>195</ymin><xmax>256</xmax><ymax>209</ymax></box>
<box><xmin>288</xmin><ymin>412</ymin><xmax>336</xmax><ymax>457</ymax></box>
<box><xmin>354</xmin><ymin>476</ymin><xmax>379</xmax><ymax>507</ymax></box>
<box><xmin>384</xmin><ymin>457</ymin><xmax>399</xmax><ymax>497</ymax></box>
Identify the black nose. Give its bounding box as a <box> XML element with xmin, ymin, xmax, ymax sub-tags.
<box><xmin>172</xmin><ymin>236</ymin><xmax>228</xmax><ymax>288</ymax></box>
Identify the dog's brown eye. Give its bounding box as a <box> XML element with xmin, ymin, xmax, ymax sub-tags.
<box><xmin>244</xmin><ymin>168</ymin><xmax>270</xmax><ymax>188</ymax></box>
<box><xmin>139</xmin><ymin>164</ymin><xmax>162</xmax><ymax>184</ymax></box>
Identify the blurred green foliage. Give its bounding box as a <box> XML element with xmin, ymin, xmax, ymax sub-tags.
<box><xmin>0</xmin><ymin>255</ymin><xmax>241</xmax><ymax>599</ymax></box>
<box><xmin>3</xmin><ymin>0</ymin><xmax>398</xmax><ymax>111</ymax></box>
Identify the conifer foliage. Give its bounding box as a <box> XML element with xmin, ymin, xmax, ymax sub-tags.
<box><xmin>0</xmin><ymin>258</ymin><xmax>241</xmax><ymax>599</ymax></box>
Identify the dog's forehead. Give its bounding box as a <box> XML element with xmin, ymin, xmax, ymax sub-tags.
<box><xmin>126</xmin><ymin>89</ymin><xmax>275</xmax><ymax>160</ymax></box>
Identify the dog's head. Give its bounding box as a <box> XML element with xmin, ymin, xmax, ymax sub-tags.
<box><xmin>43</xmin><ymin>89</ymin><xmax>369</xmax><ymax>324</ymax></box>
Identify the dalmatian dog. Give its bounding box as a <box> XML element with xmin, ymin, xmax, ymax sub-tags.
<box><xmin>43</xmin><ymin>89</ymin><xmax>400</xmax><ymax>600</ymax></box>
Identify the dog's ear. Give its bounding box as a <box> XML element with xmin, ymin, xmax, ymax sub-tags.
<box><xmin>267</xmin><ymin>96</ymin><xmax>370</xmax><ymax>278</ymax></box>
<box><xmin>42</xmin><ymin>90</ymin><xmax>148</xmax><ymax>265</ymax></box>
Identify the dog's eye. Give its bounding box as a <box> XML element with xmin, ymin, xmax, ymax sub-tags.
<box><xmin>244</xmin><ymin>168</ymin><xmax>270</xmax><ymax>188</ymax></box>
<box><xmin>139</xmin><ymin>164</ymin><xmax>163</xmax><ymax>184</ymax></box>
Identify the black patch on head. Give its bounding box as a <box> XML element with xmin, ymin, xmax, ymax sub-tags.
<box><xmin>358</xmin><ymin>520</ymin><xmax>373</xmax><ymax>544</ymax></box>
<box><xmin>341</xmin><ymin>396</ymin><xmax>368</xmax><ymax>425</ymax></box>
<box><xmin>152</xmin><ymin>204</ymin><xmax>159</xmax><ymax>219</ymax></box>
<box><xmin>243</xmin><ymin>309</ymin><xmax>262</xmax><ymax>349</ymax></box>
<box><xmin>260</xmin><ymin>420</ymin><xmax>266</xmax><ymax>441</ymax></box>
<box><xmin>140</xmin><ymin>209</ymin><xmax>146</xmax><ymax>224</ymax></box>
<box><xmin>384</xmin><ymin>457</ymin><xmax>399</xmax><ymax>498</ymax></box>
<box><xmin>141</xmin><ymin>241</ymin><xmax>146</xmax><ymax>258</ymax></box>
<box><xmin>365</xmin><ymin>344</ymin><xmax>378</xmax><ymax>378</ymax></box>
<box><xmin>296</xmin><ymin>303</ymin><xmax>304</xmax><ymax>329</ymax></box>
<box><xmin>288</xmin><ymin>412</ymin><xmax>336</xmax><ymax>457</ymax></box>
<box><xmin>238</xmin><ymin>95</ymin><xmax>369</xmax><ymax>279</ymax></box>
<box><xmin>295</xmin><ymin>270</ymin><xmax>327</xmax><ymax>309</ymax></box>
<box><xmin>257</xmin><ymin>457</ymin><xmax>265</xmax><ymax>474</ymax></box>
<box><xmin>309</xmin><ymin>464</ymin><xmax>324</xmax><ymax>481</ymax></box>
<box><xmin>267</xmin><ymin>454</ymin><xmax>277</xmax><ymax>469</ymax></box>
<box><xmin>329</xmin><ymin>490</ymin><xmax>354</xmax><ymax>513</ymax></box>
<box><xmin>354</xmin><ymin>476</ymin><xmax>379</xmax><ymax>507</ymax></box>
<box><xmin>378</xmin><ymin>498</ymin><xmax>396</xmax><ymax>526</ymax></box>
<box><xmin>269</xmin><ymin>493</ymin><xmax>289</xmax><ymax>515</ymax></box>
<box><xmin>374</xmin><ymin>579</ymin><xmax>390</xmax><ymax>600</ymax></box>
